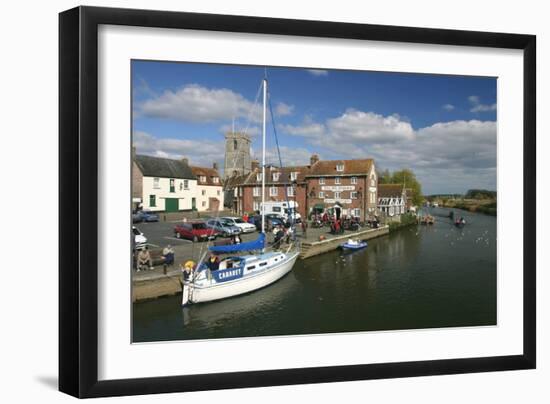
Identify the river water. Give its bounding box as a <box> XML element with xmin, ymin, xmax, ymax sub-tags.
<box><xmin>133</xmin><ymin>207</ymin><xmax>496</xmax><ymax>342</ymax></box>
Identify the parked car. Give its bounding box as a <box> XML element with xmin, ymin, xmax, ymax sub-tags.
<box><xmin>206</xmin><ymin>218</ymin><xmax>242</xmax><ymax>237</ymax></box>
<box><xmin>221</xmin><ymin>217</ymin><xmax>256</xmax><ymax>233</ymax></box>
<box><xmin>174</xmin><ymin>220</ymin><xmax>218</xmax><ymax>242</ymax></box>
<box><xmin>132</xmin><ymin>226</ymin><xmax>147</xmax><ymax>245</ymax></box>
<box><xmin>132</xmin><ymin>211</ymin><xmax>144</xmax><ymax>223</ymax></box>
<box><xmin>248</xmin><ymin>214</ymin><xmax>286</xmax><ymax>231</ymax></box>
<box><xmin>141</xmin><ymin>209</ymin><xmax>160</xmax><ymax>222</ymax></box>
<box><xmin>266</xmin><ymin>213</ymin><xmax>290</xmax><ymax>228</ymax></box>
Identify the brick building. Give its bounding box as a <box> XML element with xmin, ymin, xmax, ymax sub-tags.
<box><xmin>305</xmin><ymin>155</ymin><xmax>377</xmax><ymax>221</ymax></box>
<box><xmin>233</xmin><ymin>155</ymin><xmax>378</xmax><ymax>221</ymax></box>
<box><xmin>234</xmin><ymin>160</ymin><xmax>309</xmax><ymax>218</ymax></box>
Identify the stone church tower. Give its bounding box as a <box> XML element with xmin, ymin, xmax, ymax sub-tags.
<box><xmin>224</xmin><ymin>131</ymin><xmax>251</xmax><ymax>178</ymax></box>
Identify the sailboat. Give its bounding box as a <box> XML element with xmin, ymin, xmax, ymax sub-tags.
<box><xmin>181</xmin><ymin>77</ymin><xmax>300</xmax><ymax>306</ymax></box>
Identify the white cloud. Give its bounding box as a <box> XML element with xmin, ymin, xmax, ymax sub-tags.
<box><xmin>274</xmin><ymin>102</ymin><xmax>294</xmax><ymax>116</ymax></box>
<box><xmin>262</xmin><ymin>146</ymin><xmax>315</xmax><ymax>167</ymax></box>
<box><xmin>326</xmin><ymin>109</ymin><xmax>415</xmax><ymax>143</ymax></box>
<box><xmin>137</xmin><ymin>84</ymin><xmax>263</xmax><ymax>124</ymax></box>
<box><xmin>133</xmin><ymin>131</ymin><xmax>225</xmax><ymax>169</ymax></box>
<box><xmin>468</xmin><ymin>95</ymin><xmax>496</xmax><ymax>113</ymax></box>
<box><xmin>280</xmin><ymin>110</ymin><xmax>496</xmax><ymax>193</ymax></box>
<box><xmin>442</xmin><ymin>104</ymin><xmax>455</xmax><ymax>111</ymax></box>
<box><xmin>307</xmin><ymin>69</ymin><xmax>329</xmax><ymax>77</ymax></box>
<box><xmin>219</xmin><ymin>123</ymin><xmax>261</xmax><ymax>137</ymax></box>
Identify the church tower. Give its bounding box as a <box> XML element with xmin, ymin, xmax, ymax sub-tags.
<box><xmin>224</xmin><ymin>131</ymin><xmax>251</xmax><ymax>179</ymax></box>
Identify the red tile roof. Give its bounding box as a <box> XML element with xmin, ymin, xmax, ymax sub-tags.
<box><xmin>306</xmin><ymin>159</ymin><xmax>374</xmax><ymax>177</ymax></box>
<box><xmin>378</xmin><ymin>184</ymin><xmax>405</xmax><ymax>198</ymax></box>
<box><xmin>190</xmin><ymin>166</ymin><xmax>221</xmax><ymax>186</ymax></box>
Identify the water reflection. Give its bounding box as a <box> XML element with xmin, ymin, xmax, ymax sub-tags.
<box><xmin>134</xmin><ymin>207</ymin><xmax>496</xmax><ymax>342</ymax></box>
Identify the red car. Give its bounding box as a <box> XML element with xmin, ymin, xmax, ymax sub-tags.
<box><xmin>174</xmin><ymin>220</ymin><xmax>219</xmax><ymax>242</ymax></box>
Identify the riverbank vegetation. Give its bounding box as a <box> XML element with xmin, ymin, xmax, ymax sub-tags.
<box><xmin>378</xmin><ymin>168</ymin><xmax>423</xmax><ymax>206</ymax></box>
<box><xmin>388</xmin><ymin>213</ymin><xmax>418</xmax><ymax>232</ymax></box>
<box><xmin>434</xmin><ymin>189</ymin><xmax>497</xmax><ymax>216</ymax></box>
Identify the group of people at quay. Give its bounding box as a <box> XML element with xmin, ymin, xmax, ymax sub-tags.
<box><xmin>311</xmin><ymin>212</ymin><xmax>379</xmax><ymax>233</ymax></box>
<box><xmin>136</xmin><ymin>244</ymin><xmax>174</xmax><ymax>272</ymax></box>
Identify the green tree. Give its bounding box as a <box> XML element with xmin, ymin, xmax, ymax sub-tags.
<box><xmin>390</xmin><ymin>169</ymin><xmax>423</xmax><ymax>206</ymax></box>
<box><xmin>378</xmin><ymin>169</ymin><xmax>392</xmax><ymax>184</ymax></box>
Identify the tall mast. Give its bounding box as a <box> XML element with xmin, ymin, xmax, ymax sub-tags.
<box><xmin>261</xmin><ymin>78</ymin><xmax>267</xmax><ymax>234</ymax></box>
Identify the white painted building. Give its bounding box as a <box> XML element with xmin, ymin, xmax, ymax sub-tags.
<box><xmin>191</xmin><ymin>165</ymin><xmax>224</xmax><ymax>212</ymax></box>
<box><xmin>377</xmin><ymin>184</ymin><xmax>406</xmax><ymax>217</ymax></box>
<box><xmin>133</xmin><ymin>155</ymin><xmax>197</xmax><ymax>212</ymax></box>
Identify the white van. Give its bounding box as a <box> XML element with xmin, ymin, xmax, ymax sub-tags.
<box><xmin>261</xmin><ymin>201</ymin><xmax>302</xmax><ymax>223</ymax></box>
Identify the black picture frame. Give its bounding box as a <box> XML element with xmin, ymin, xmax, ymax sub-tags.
<box><xmin>59</xmin><ymin>6</ymin><xmax>536</xmax><ymax>398</ymax></box>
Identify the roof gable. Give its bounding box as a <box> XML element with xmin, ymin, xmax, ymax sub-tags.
<box><xmin>134</xmin><ymin>155</ymin><xmax>195</xmax><ymax>179</ymax></box>
<box><xmin>307</xmin><ymin>159</ymin><xmax>373</xmax><ymax>176</ymax></box>
<box><xmin>191</xmin><ymin>166</ymin><xmax>221</xmax><ymax>186</ymax></box>
<box><xmin>377</xmin><ymin>184</ymin><xmax>405</xmax><ymax>198</ymax></box>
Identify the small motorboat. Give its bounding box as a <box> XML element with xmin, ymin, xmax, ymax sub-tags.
<box><xmin>454</xmin><ymin>217</ymin><xmax>466</xmax><ymax>228</ymax></box>
<box><xmin>340</xmin><ymin>239</ymin><xmax>368</xmax><ymax>250</ymax></box>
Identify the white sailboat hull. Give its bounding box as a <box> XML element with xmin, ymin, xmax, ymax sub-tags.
<box><xmin>184</xmin><ymin>252</ymin><xmax>298</xmax><ymax>305</ymax></box>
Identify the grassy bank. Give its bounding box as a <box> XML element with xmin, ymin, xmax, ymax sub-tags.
<box><xmin>388</xmin><ymin>213</ymin><xmax>418</xmax><ymax>232</ymax></box>
<box><xmin>440</xmin><ymin>199</ymin><xmax>497</xmax><ymax>216</ymax></box>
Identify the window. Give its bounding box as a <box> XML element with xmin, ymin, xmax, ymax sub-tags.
<box><xmin>353</xmin><ymin>208</ymin><xmax>361</xmax><ymax>217</ymax></box>
<box><xmin>200</xmin><ymin>175</ymin><xmax>206</xmax><ymax>183</ymax></box>
<box><xmin>256</xmin><ymin>173</ymin><xmax>263</xmax><ymax>182</ymax></box>
<box><xmin>335</xmin><ymin>177</ymin><xmax>341</xmax><ymax>184</ymax></box>
<box><xmin>319</xmin><ymin>191</ymin><xmax>325</xmax><ymax>199</ymax></box>
<box><xmin>183</xmin><ymin>179</ymin><xmax>189</xmax><ymax>190</ymax></box>
<box><xmin>370</xmin><ymin>191</ymin><xmax>376</xmax><ymax>204</ymax></box>
<box><xmin>253</xmin><ymin>201</ymin><xmax>260</xmax><ymax>211</ymax></box>
<box><xmin>202</xmin><ymin>201</ymin><xmax>206</xmax><ymax>207</ymax></box>
<box><xmin>371</xmin><ymin>174</ymin><xmax>376</xmax><ymax>187</ymax></box>
<box><xmin>290</xmin><ymin>172</ymin><xmax>298</xmax><ymax>181</ymax></box>
<box><xmin>213</xmin><ymin>177</ymin><xmax>219</xmax><ymax>184</ymax></box>
<box><xmin>351</xmin><ymin>176</ymin><xmax>357</xmax><ymax>184</ymax></box>
<box><xmin>253</xmin><ymin>187</ymin><xmax>261</xmax><ymax>197</ymax></box>
<box><xmin>350</xmin><ymin>191</ymin><xmax>358</xmax><ymax>199</ymax></box>
<box><xmin>202</xmin><ymin>190</ymin><xmax>206</xmax><ymax>196</ymax></box>
<box><xmin>233</xmin><ymin>139</ymin><xmax>238</xmax><ymax>150</ymax></box>
<box><xmin>149</xmin><ymin>194</ymin><xmax>156</xmax><ymax>207</ymax></box>
<box><xmin>272</xmin><ymin>172</ymin><xmax>280</xmax><ymax>181</ymax></box>
<box><xmin>270</xmin><ymin>186</ymin><xmax>278</xmax><ymax>196</ymax></box>
<box><xmin>272</xmin><ymin>206</ymin><xmax>282</xmax><ymax>213</ymax></box>
<box><xmin>319</xmin><ymin>177</ymin><xmax>325</xmax><ymax>185</ymax></box>
<box><xmin>217</xmin><ymin>190</ymin><xmax>221</xmax><ymax>196</ymax></box>
<box><xmin>287</xmin><ymin>186</ymin><xmax>294</xmax><ymax>197</ymax></box>
<box><xmin>170</xmin><ymin>179</ymin><xmax>175</xmax><ymax>192</ymax></box>
<box><xmin>153</xmin><ymin>177</ymin><xmax>160</xmax><ymax>189</ymax></box>
<box><xmin>334</xmin><ymin>192</ymin><xmax>341</xmax><ymax>199</ymax></box>
<box><xmin>336</xmin><ymin>164</ymin><xmax>344</xmax><ymax>171</ymax></box>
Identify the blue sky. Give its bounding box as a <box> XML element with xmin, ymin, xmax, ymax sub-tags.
<box><xmin>132</xmin><ymin>60</ymin><xmax>497</xmax><ymax>194</ymax></box>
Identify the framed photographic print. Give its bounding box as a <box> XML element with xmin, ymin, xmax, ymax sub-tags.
<box><xmin>59</xmin><ymin>6</ymin><xmax>536</xmax><ymax>398</ymax></box>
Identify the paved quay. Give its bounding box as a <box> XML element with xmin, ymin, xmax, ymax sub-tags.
<box><xmin>132</xmin><ymin>222</ymin><xmax>390</xmax><ymax>302</ymax></box>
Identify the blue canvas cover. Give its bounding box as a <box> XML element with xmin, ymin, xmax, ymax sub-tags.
<box><xmin>208</xmin><ymin>233</ymin><xmax>265</xmax><ymax>254</ymax></box>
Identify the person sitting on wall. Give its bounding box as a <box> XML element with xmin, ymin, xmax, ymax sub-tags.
<box><xmin>137</xmin><ymin>246</ymin><xmax>153</xmax><ymax>271</ymax></box>
<box><xmin>162</xmin><ymin>244</ymin><xmax>174</xmax><ymax>266</ymax></box>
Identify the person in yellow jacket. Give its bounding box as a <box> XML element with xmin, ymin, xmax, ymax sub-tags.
<box><xmin>181</xmin><ymin>260</ymin><xmax>195</xmax><ymax>281</ymax></box>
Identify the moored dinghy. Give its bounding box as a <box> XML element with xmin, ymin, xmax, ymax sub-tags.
<box><xmin>340</xmin><ymin>238</ymin><xmax>368</xmax><ymax>250</ymax></box>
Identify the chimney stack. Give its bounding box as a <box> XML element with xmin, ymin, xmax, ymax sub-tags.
<box><xmin>181</xmin><ymin>157</ymin><xmax>189</xmax><ymax>166</ymax></box>
<box><xmin>251</xmin><ymin>159</ymin><xmax>260</xmax><ymax>171</ymax></box>
<box><xmin>213</xmin><ymin>162</ymin><xmax>218</xmax><ymax>170</ymax></box>
<box><xmin>310</xmin><ymin>154</ymin><xmax>320</xmax><ymax>166</ymax></box>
